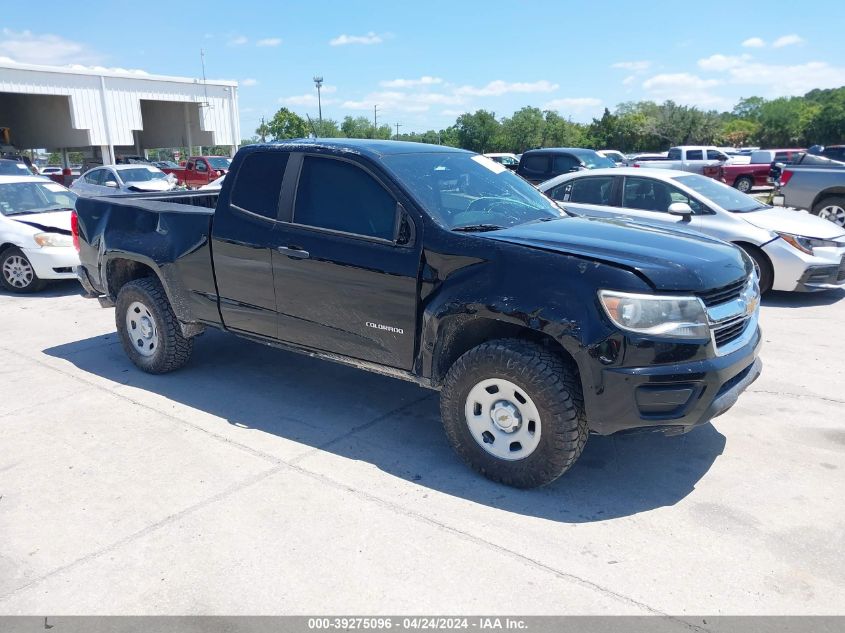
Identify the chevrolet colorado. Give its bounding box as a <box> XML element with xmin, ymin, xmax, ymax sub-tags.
<box><xmin>73</xmin><ymin>140</ymin><xmax>762</xmax><ymax>488</ymax></box>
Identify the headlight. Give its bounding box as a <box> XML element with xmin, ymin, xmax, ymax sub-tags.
<box><xmin>598</xmin><ymin>290</ymin><xmax>709</xmax><ymax>339</ymax></box>
<box><xmin>33</xmin><ymin>232</ymin><xmax>73</xmax><ymax>248</ymax></box>
<box><xmin>778</xmin><ymin>232</ymin><xmax>843</xmax><ymax>255</ymax></box>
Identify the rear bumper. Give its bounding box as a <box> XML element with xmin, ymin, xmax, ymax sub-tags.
<box><xmin>585</xmin><ymin>326</ymin><xmax>762</xmax><ymax>436</ymax></box>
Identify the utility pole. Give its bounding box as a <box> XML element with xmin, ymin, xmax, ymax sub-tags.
<box><xmin>373</xmin><ymin>104</ymin><xmax>379</xmax><ymax>138</ymax></box>
<box><xmin>313</xmin><ymin>76</ymin><xmax>324</xmax><ymax>128</ymax></box>
<box><xmin>259</xmin><ymin>116</ymin><xmax>266</xmax><ymax>143</ymax></box>
<box><xmin>395</xmin><ymin>122</ymin><xmax>402</xmax><ymax>139</ymax></box>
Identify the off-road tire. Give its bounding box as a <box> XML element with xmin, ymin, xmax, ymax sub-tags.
<box><xmin>440</xmin><ymin>339</ymin><xmax>588</xmax><ymax>488</ymax></box>
<box><xmin>0</xmin><ymin>246</ymin><xmax>46</xmax><ymax>293</ymax></box>
<box><xmin>115</xmin><ymin>277</ymin><xmax>193</xmax><ymax>373</ymax></box>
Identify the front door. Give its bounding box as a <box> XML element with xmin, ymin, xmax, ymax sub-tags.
<box><xmin>272</xmin><ymin>154</ymin><xmax>421</xmax><ymax>370</ymax></box>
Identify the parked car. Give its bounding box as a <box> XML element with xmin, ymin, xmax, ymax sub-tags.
<box><xmin>707</xmin><ymin>148</ymin><xmax>805</xmax><ymax>193</ymax></box>
<box><xmin>71</xmin><ymin>164</ymin><xmax>177</xmax><ymax>197</ymax></box>
<box><xmin>597</xmin><ymin>150</ymin><xmax>626</xmax><ymax>164</ymax></box>
<box><xmin>775</xmin><ymin>160</ymin><xmax>845</xmax><ymax>227</ymax></box>
<box><xmin>820</xmin><ymin>145</ymin><xmax>845</xmax><ymax>163</ymax></box>
<box><xmin>161</xmin><ymin>155</ymin><xmax>232</xmax><ymax>188</ymax></box>
<box><xmin>630</xmin><ymin>146</ymin><xmax>730</xmax><ymax>174</ymax></box>
<box><xmin>0</xmin><ymin>175</ymin><xmax>80</xmax><ymax>292</ymax></box>
<box><xmin>539</xmin><ymin>167</ymin><xmax>845</xmax><ymax>293</ymax></box>
<box><xmin>74</xmin><ymin>140</ymin><xmax>761</xmax><ymax>488</ymax></box>
<box><xmin>483</xmin><ymin>153</ymin><xmax>520</xmax><ymax>170</ymax></box>
<box><xmin>516</xmin><ymin>148</ymin><xmax>615</xmax><ymax>184</ymax></box>
<box><xmin>0</xmin><ymin>158</ymin><xmax>35</xmax><ymax>177</ymax></box>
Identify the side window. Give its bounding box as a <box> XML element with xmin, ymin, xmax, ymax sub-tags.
<box><xmin>774</xmin><ymin>152</ymin><xmax>789</xmax><ymax>162</ymax></box>
<box><xmin>294</xmin><ymin>157</ymin><xmax>397</xmax><ymax>241</ymax></box>
<box><xmin>568</xmin><ymin>176</ymin><xmax>614</xmax><ymax>205</ymax></box>
<box><xmin>86</xmin><ymin>169</ymin><xmax>104</xmax><ymax>185</ymax></box>
<box><xmin>687</xmin><ymin>150</ymin><xmax>703</xmax><ymax>160</ymax></box>
<box><xmin>521</xmin><ymin>155</ymin><xmax>548</xmax><ymax>173</ymax></box>
<box><xmin>668</xmin><ymin>148</ymin><xmax>682</xmax><ymax>160</ymax></box>
<box><xmin>196</xmin><ymin>161</ymin><xmax>208</xmax><ymax>173</ymax></box>
<box><xmin>230</xmin><ymin>151</ymin><xmax>289</xmax><ymax>219</ymax></box>
<box><xmin>706</xmin><ymin>149</ymin><xmax>725</xmax><ymax>160</ymax></box>
<box><xmin>552</xmin><ymin>154</ymin><xmax>578</xmax><ymax>173</ymax></box>
<box><xmin>548</xmin><ymin>182</ymin><xmax>572</xmax><ymax>202</ymax></box>
<box><xmin>623</xmin><ymin>177</ymin><xmax>677</xmax><ymax>213</ymax></box>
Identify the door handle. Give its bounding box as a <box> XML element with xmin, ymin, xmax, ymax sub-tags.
<box><xmin>277</xmin><ymin>246</ymin><xmax>310</xmax><ymax>259</ymax></box>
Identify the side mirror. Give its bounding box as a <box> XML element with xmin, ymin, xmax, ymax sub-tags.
<box><xmin>668</xmin><ymin>202</ymin><xmax>693</xmax><ymax>218</ymax></box>
<box><xmin>104</xmin><ymin>180</ymin><xmax>118</xmax><ymax>188</ymax></box>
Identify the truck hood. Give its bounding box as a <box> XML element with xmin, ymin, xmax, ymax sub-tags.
<box><xmin>741</xmin><ymin>207</ymin><xmax>845</xmax><ymax>239</ymax></box>
<box><xmin>7</xmin><ymin>209</ymin><xmax>72</xmax><ymax>233</ymax></box>
<box><xmin>488</xmin><ymin>217</ymin><xmax>750</xmax><ymax>291</ymax></box>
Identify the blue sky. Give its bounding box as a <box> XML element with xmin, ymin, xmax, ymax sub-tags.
<box><xmin>2</xmin><ymin>0</ymin><xmax>844</xmax><ymax>136</ymax></box>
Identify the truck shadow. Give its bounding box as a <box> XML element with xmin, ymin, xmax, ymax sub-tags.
<box><xmin>44</xmin><ymin>329</ymin><xmax>726</xmax><ymax>523</ymax></box>
<box><xmin>0</xmin><ymin>280</ymin><xmax>83</xmax><ymax>299</ymax></box>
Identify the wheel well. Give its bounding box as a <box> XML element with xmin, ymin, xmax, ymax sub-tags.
<box><xmin>106</xmin><ymin>258</ymin><xmax>157</xmax><ymax>298</ymax></box>
<box><xmin>0</xmin><ymin>243</ymin><xmax>15</xmax><ymax>257</ymax></box>
<box><xmin>432</xmin><ymin>317</ymin><xmax>579</xmax><ymax>386</ymax></box>
<box><xmin>733</xmin><ymin>241</ymin><xmax>773</xmax><ymax>277</ymax></box>
<box><xmin>812</xmin><ymin>188</ymin><xmax>845</xmax><ymax>211</ymax></box>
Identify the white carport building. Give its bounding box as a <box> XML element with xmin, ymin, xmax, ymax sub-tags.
<box><xmin>0</xmin><ymin>59</ymin><xmax>240</xmax><ymax>165</ymax></box>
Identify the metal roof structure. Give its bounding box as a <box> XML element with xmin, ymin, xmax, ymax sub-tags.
<box><xmin>0</xmin><ymin>59</ymin><xmax>240</xmax><ymax>164</ymax></box>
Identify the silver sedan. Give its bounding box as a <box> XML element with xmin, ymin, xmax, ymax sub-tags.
<box><xmin>538</xmin><ymin>167</ymin><xmax>845</xmax><ymax>293</ymax></box>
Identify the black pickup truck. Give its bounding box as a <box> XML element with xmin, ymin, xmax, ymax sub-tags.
<box><xmin>74</xmin><ymin>140</ymin><xmax>762</xmax><ymax>488</ymax></box>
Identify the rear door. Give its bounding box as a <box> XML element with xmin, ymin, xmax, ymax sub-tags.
<box><xmin>545</xmin><ymin>175</ymin><xmax>618</xmax><ymax>218</ymax></box>
<box><xmin>271</xmin><ymin>153</ymin><xmax>421</xmax><ymax>370</ymax></box>
<box><xmin>211</xmin><ymin>150</ymin><xmax>291</xmax><ymax>338</ymax></box>
<box><xmin>614</xmin><ymin>175</ymin><xmax>711</xmax><ymax>229</ymax></box>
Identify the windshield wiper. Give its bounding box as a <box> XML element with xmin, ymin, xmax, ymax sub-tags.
<box><xmin>451</xmin><ymin>224</ymin><xmax>506</xmax><ymax>232</ymax></box>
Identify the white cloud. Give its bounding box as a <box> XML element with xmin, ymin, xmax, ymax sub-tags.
<box><xmin>697</xmin><ymin>54</ymin><xmax>751</xmax><ymax>71</ymax></box>
<box><xmin>0</xmin><ymin>28</ymin><xmax>102</xmax><ymax>65</ymax></box>
<box><xmin>329</xmin><ymin>32</ymin><xmax>383</xmax><ymax>46</ymax></box>
<box><xmin>227</xmin><ymin>35</ymin><xmax>248</xmax><ymax>46</ymax></box>
<box><xmin>622</xmin><ymin>75</ymin><xmax>636</xmax><ymax>86</ymax></box>
<box><xmin>741</xmin><ymin>37</ymin><xmax>766</xmax><ymax>48</ymax></box>
<box><xmin>380</xmin><ymin>76</ymin><xmax>443</xmax><ymax>88</ymax></box>
<box><xmin>772</xmin><ymin>34</ymin><xmax>804</xmax><ymax>48</ymax></box>
<box><xmin>542</xmin><ymin>97</ymin><xmax>603</xmax><ymax>114</ymax></box>
<box><xmin>441</xmin><ymin>109</ymin><xmax>466</xmax><ymax>116</ymax></box>
<box><xmin>241</xmin><ymin>78</ymin><xmax>258</xmax><ymax>87</ymax></box>
<box><xmin>611</xmin><ymin>61</ymin><xmax>651</xmax><ymax>72</ymax></box>
<box><xmin>256</xmin><ymin>38</ymin><xmax>282</xmax><ymax>47</ymax></box>
<box><xmin>455</xmin><ymin>79</ymin><xmax>558</xmax><ymax>97</ymax></box>
<box><xmin>342</xmin><ymin>89</ymin><xmax>464</xmax><ymax>113</ymax></box>
<box><xmin>641</xmin><ymin>73</ymin><xmax>727</xmax><ymax>107</ymax></box>
<box><xmin>723</xmin><ymin>60</ymin><xmax>845</xmax><ymax>95</ymax></box>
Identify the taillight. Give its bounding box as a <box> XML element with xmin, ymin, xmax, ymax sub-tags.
<box><xmin>779</xmin><ymin>169</ymin><xmax>794</xmax><ymax>186</ymax></box>
<box><xmin>71</xmin><ymin>210</ymin><xmax>80</xmax><ymax>252</ymax></box>
<box><xmin>633</xmin><ymin>163</ymin><xmax>640</xmax><ymax>168</ymax></box>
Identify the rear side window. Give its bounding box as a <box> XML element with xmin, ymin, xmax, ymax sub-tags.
<box><xmin>230</xmin><ymin>151</ymin><xmax>289</xmax><ymax>219</ymax></box>
<box><xmin>706</xmin><ymin>150</ymin><xmax>726</xmax><ymax>160</ymax></box>
<box><xmin>86</xmin><ymin>169</ymin><xmax>105</xmax><ymax>185</ymax></box>
<box><xmin>550</xmin><ymin>176</ymin><xmax>614</xmax><ymax>205</ymax></box>
<box><xmin>774</xmin><ymin>152</ymin><xmax>789</xmax><ymax>162</ymax></box>
<box><xmin>521</xmin><ymin>155</ymin><xmax>548</xmax><ymax>172</ymax></box>
<box><xmin>552</xmin><ymin>154</ymin><xmax>579</xmax><ymax>173</ymax></box>
<box><xmin>668</xmin><ymin>148</ymin><xmax>682</xmax><ymax>160</ymax></box>
<box><xmin>687</xmin><ymin>150</ymin><xmax>703</xmax><ymax>160</ymax></box>
<box><xmin>294</xmin><ymin>156</ymin><xmax>397</xmax><ymax>241</ymax></box>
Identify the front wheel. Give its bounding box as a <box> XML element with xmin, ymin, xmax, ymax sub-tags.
<box><xmin>738</xmin><ymin>245</ymin><xmax>773</xmax><ymax>294</ymax></box>
<box><xmin>115</xmin><ymin>277</ymin><xmax>193</xmax><ymax>373</ymax></box>
<box><xmin>812</xmin><ymin>196</ymin><xmax>845</xmax><ymax>228</ymax></box>
<box><xmin>439</xmin><ymin>339</ymin><xmax>588</xmax><ymax>488</ymax></box>
<box><xmin>0</xmin><ymin>247</ymin><xmax>46</xmax><ymax>293</ymax></box>
<box><xmin>734</xmin><ymin>176</ymin><xmax>754</xmax><ymax>193</ymax></box>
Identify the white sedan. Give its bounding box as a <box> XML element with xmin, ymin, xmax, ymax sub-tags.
<box><xmin>539</xmin><ymin>167</ymin><xmax>845</xmax><ymax>293</ymax></box>
<box><xmin>0</xmin><ymin>176</ymin><xmax>80</xmax><ymax>293</ymax></box>
<box><xmin>70</xmin><ymin>164</ymin><xmax>177</xmax><ymax>197</ymax></box>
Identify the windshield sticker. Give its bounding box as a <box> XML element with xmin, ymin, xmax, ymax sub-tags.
<box><xmin>44</xmin><ymin>183</ymin><xmax>67</xmax><ymax>192</ymax></box>
<box><xmin>471</xmin><ymin>155</ymin><xmax>507</xmax><ymax>174</ymax></box>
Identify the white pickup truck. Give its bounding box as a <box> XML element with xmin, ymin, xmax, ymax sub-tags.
<box><xmin>631</xmin><ymin>146</ymin><xmax>730</xmax><ymax>174</ymax></box>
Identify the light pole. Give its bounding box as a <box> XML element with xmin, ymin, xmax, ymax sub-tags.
<box><xmin>313</xmin><ymin>76</ymin><xmax>323</xmax><ymax>129</ymax></box>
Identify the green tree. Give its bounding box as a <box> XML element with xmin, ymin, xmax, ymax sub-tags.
<box><xmin>267</xmin><ymin>107</ymin><xmax>308</xmax><ymax>140</ymax></box>
<box><xmin>542</xmin><ymin>111</ymin><xmax>589</xmax><ymax>148</ymax></box>
<box><xmin>313</xmin><ymin>118</ymin><xmax>342</xmax><ymax>138</ymax></box>
<box><xmin>255</xmin><ymin>120</ymin><xmax>270</xmax><ymax>142</ymax></box>
<box><xmin>341</xmin><ymin>116</ymin><xmax>374</xmax><ymax>138</ymax></box>
<box><xmin>455</xmin><ymin>110</ymin><xmax>500</xmax><ymax>153</ymax></box>
<box><xmin>718</xmin><ymin>119</ymin><xmax>760</xmax><ymax>147</ymax></box>
<box><xmin>732</xmin><ymin>96</ymin><xmax>766</xmax><ymax>121</ymax></box>
<box><xmin>500</xmin><ymin>106</ymin><xmax>545</xmax><ymax>153</ymax></box>
<box><xmin>755</xmin><ymin>97</ymin><xmax>806</xmax><ymax>146</ymax></box>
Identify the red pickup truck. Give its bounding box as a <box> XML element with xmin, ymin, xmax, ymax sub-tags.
<box><xmin>704</xmin><ymin>148</ymin><xmax>804</xmax><ymax>193</ymax></box>
<box><xmin>161</xmin><ymin>156</ymin><xmax>232</xmax><ymax>188</ymax></box>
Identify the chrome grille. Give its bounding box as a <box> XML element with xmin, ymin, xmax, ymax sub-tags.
<box><xmin>697</xmin><ymin>278</ymin><xmax>747</xmax><ymax>307</ymax></box>
<box><xmin>713</xmin><ymin>315</ymin><xmax>749</xmax><ymax>347</ymax></box>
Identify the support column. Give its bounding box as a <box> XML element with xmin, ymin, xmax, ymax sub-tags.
<box><xmin>184</xmin><ymin>103</ymin><xmax>193</xmax><ymax>158</ymax></box>
<box><xmin>98</xmin><ymin>75</ymin><xmax>115</xmax><ymax>165</ymax></box>
<box><xmin>61</xmin><ymin>148</ymin><xmax>69</xmax><ymax>169</ymax></box>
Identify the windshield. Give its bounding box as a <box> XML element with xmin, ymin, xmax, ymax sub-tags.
<box><xmin>383</xmin><ymin>152</ymin><xmax>562</xmax><ymax>230</ymax></box>
<box><xmin>0</xmin><ymin>181</ymin><xmax>78</xmax><ymax>216</ymax></box>
<box><xmin>117</xmin><ymin>167</ymin><xmax>168</xmax><ymax>183</ymax></box>
<box><xmin>673</xmin><ymin>174</ymin><xmax>767</xmax><ymax>213</ymax></box>
<box><xmin>207</xmin><ymin>157</ymin><xmax>232</xmax><ymax>170</ymax></box>
<box><xmin>578</xmin><ymin>152</ymin><xmax>616</xmax><ymax>168</ymax></box>
<box><xmin>0</xmin><ymin>161</ymin><xmax>32</xmax><ymax>176</ymax></box>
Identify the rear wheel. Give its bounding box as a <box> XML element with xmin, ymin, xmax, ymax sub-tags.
<box><xmin>734</xmin><ymin>176</ymin><xmax>754</xmax><ymax>193</ymax></box>
<box><xmin>115</xmin><ymin>277</ymin><xmax>193</xmax><ymax>373</ymax></box>
<box><xmin>812</xmin><ymin>196</ymin><xmax>845</xmax><ymax>228</ymax></box>
<box><xmin>440</xmin><ymin>339</ymin><xmax>588</xmax><ymax>488</ymax></box>
<box><xmin>0</xmin><ymin>247</ymin><xmax>46</xmax><ymax>293</ymax></box>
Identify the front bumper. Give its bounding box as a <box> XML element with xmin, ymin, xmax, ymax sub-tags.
<box><xmin>584</xmin><ymin>325</ymin><xmax>762</xmax><ymax>436</ymax></box>
<box><xmin>21</xmin><ymin>246</ymin><xmax>79</xmax><ymax>280</ymax></box>
<box><xmin>762</xmin><ymin>238</ymin><xmax>845</xmax><ymax>292</ymax></box>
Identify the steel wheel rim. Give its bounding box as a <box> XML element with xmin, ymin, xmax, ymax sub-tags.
<box><xmin>737</xmin><ymin>179</ymin><xmax>751</xmax><ymax>193</ymax></box>
<box><xmin>464</xmin><ymin>378</ymin><xmax>542</xmax><ymax>461</ymax></box>
<box><xmin>126</xmin><ymin>300</ymin><xmax>159</xmax><ymax>357</ymax></box>
<box><xmin>2</xmin><ymin>255</ymin><xmax>34</xmax><ymax>288</ymax></box>
<box><xmin>819</xmin><ymin>205</ymin><xmax>845</xmax><ymax>227</ymax></box>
